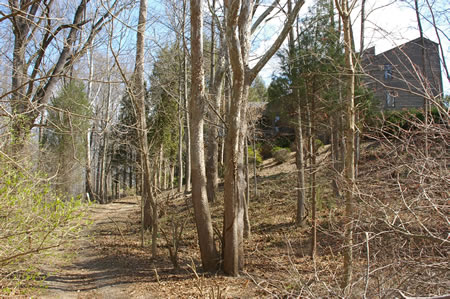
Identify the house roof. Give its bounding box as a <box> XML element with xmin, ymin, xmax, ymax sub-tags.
<box><xmin>364</xmin><ymin>36</ymin><xmax>438</xmax><ymax>58</ymax></box>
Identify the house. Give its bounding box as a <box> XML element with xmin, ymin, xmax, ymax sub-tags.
<box><xmin>362</xmin><ymin>37</ymin><xmax>443</xmax><ymax>110</ymax></box>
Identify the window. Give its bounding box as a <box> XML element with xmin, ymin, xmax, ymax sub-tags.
<box><xmin>385</xmin><ymin>90</ymin><xmax>396</xmax><ymax>108</ymax></box>
<box><xmin>384</xmin><ymin>64</ymin><xmax>393</xmax><ymax>80</ymax></box>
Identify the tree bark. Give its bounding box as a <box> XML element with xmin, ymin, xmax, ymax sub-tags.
<box><xmin>189</xmin><ymin>0</ymin><xmax>219</xmax><ymax>271</ymax></box>
<box><xmin>170</xmin><ymin>163</ymin><xmax>175</xmax><ymax>190</ymax></box>
<box><xmin>206</xmin><ymin>13</ymin><xmax>217</xmax><ymax>203</ymax></box>
<box><xmin>178</xmin><ymin>76</ymin><xmax>184</xmax><ymax>193</ymax></box>
<box><xmin>252</xmin><ymin>130</ymin><xmax>258</xmax><ymax>198</ymax></box>
<box><xmin>295</xmin><ymin>102</ymin><xmax>306</xmax><ymax>226</ymax></box>
<box><xmin>133</xmin><ymin>0</ymin><xmax>157</xmax><ymax>257</ymax></box>
<box><xmin>158</xmin><ymin>145</ymin><xmax>163</xmax><ymax>189</ymax></box>
<box><xmin>85</xmin><ymin>130</ymin><xmax>94</xmax><ymax>201</ymax></box>
<box><xmin>335</xmin><ymin>0</ymin><xmax>356</xmax><ymax>291</ymax></box>
<box><xmin>414</xmin><ymin>0</ymin><xmax>429</xmax><ymax>158</ymax></box>
<box><xmin>310</xmin><ymin>88</ymin><xmax>317</xmax><ymax>258</ymax></box>
<box><xmin>222</xmin><ymin>0</ymin><xmax>305</xmax><ymax>276</ymax></box>
<box><xmin>206</xmin><ymin>31</ymin><xmax>226</xmax><ymax>203</ymax></box>
<box><xmin>183</xmin><ymin>0</ymin><xmax>191</xmax><ymax>193</ymax></box>
<box><xmin>244</xmin><ymin>140</ymin><xmax>251</xmax><ymax>239</ymax></box>
<box><xmin>289</xmin><ymin>0</ymin><xmax>305</xmax><ymax>226</ymax></box>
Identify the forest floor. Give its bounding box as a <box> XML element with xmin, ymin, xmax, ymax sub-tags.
<box><xmin>37</xmin><ymin>153</ymin><xmax>304</xmax><ymax>298</ymax></box>
<box><xmin>19</xmin><ymin>140</ymin><xmax>449</xmax><ymax>298</ymax></box>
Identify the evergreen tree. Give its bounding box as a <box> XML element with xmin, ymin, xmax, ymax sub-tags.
<box><xmin>43</xmin><ymin>81</ymin><xmax>92</xmax><ymax>196</ymax></box>
<box><xmin>148</xmin><ymin>46</ymin><xmax>180</xmax><ymax>160</ymax></box>
<box><xmin>249</xmin><ymin>75</ymin><xmax>268</xmax><ymax>102</ymax></box>
<box><xmin>148</xmin><ymin>45</ymin><xmax>182</xmax><ymax>189</ymax></box>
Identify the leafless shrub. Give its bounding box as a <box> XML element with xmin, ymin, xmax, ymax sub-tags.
<box><xmin>353</xmin><ymin>109</ymin><xmax>449</xmax><ymax>297</ymax></box>
<box><xmin>160</xmin><ymin>214</ymin><xmax>186</xmax><ymax>269</ymax></box>
<box><xmin>273</xmin><ymin>148</ymin><xmax>291</xmax><ymax>164</ymax></box>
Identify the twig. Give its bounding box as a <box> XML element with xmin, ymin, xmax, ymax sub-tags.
<box><xmin>364</xmin><ymin>231</ymin><xmax>370</xmax><ymax>298</ymax></box>
<box><xmin>397</xmin><ymin>290</ymin><xmax>450</xmax><ymax>299</ymax></box>
<box><xmin>107</xmin><ymin>216</ymin><xmax>126</xmax><ymax>244</ymax></box>
<box><xmin>153</xmin><ymin>267</ymin><xmax>161</xmax><ymax>285</ymax></box>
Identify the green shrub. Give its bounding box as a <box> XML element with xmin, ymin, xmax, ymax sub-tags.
<box><xmin>259</xmin><ymin>143</ymin><xmax>273</xmax><ymax>159</ymax></box>
<box><xmin>248</xmin><ymin>146</ymin><xmax>263</xmax><ymax>165</ymax></box>
<box><xmin>371</xmin><ymin>108</ymin><xmax>445</xmax><ymax>136</ymax></box>
<box><xmin>274</xmin><ymin>136</ymin><xmax>293</xmax><ymax>149</ymax></box>
<box><xmin>123</xmin><ymin>187</ymin><xmax>136</xmax><ymax>197</ymax></box>
<box><xmin>272</xmin><ymin>147</ymin><xmax>291</xmax><ymax>164</ymax></box>
<box><xmin>0</xmin><ymin>157</ymin><xmax>89</xmax><ymax>294</ymax></box>
<box><xmin>315</xmin><ymin>139</ymin><xmax>324</xmax><ymax>149</ymax></box>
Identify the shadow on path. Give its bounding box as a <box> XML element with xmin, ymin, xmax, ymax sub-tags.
<box><xmin>41</xmin><ymin>197</ymin><xmax>156</xmax><ymax>298</ymax></box>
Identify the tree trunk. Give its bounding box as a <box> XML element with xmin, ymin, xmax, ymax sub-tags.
<box><xmin>331</xmin><ymin>114</ymin><xmax>341</xmax><ymax>197</ymax></box>
<box><xmin>221</xmin><ymin>73</ymin><xmax>232</xmax><ymax>166</ymax></box>
<box><xmin>295</xmin><ymin>102</ymin><xmax>306</xmax><ymax>225</ymax></box>
<box><xmin>189</xmin><ymin>0</ymin><xmax>219</xmax><ymax>271</ymax></box>
<box><xmin>336</xmin><ymin>0</ymin><xmax>356</xmax><ymax>291</ymax></box>
<box><xmin>85</xmin><ymin>43</ymin><xmax>95</xmax><ymax>201</ymax></box>
<box><xmin>310</xmin><ymin>89</ymin><xmax>317</xmax><ymax>259</ymax></box>
<box><xmin>290</xmin><ymin>1</ymin><xmax>305</xmax><ymax>226</ymax></box>
<box><xmin>222</xmin><ymin>0</ymin><xmax>305</xmax><ymax>276</ymax></box>
<box><xmin>101</xmin><ymin>49</ymin><xmax>112</xmax><ymax>203</ymax></box>
<box><xmin>163</xmin><ymin>158</ymin><xmax>167</xmax><ymax>190</ymax></box>
<box><xmin>244</xmin><ymin>140</ymin><xmax>251</xmax><ymax>239</ymax></box>
<box><xmin>206</xmin><ymin>32</ymin><xmax>226</xmax><ymax>203</ymax></box>
<box><xmin>178</xmin><ymin>82</ymin><xmax>184</xmax><ymax>193</ymax></box>
<box><xmin>158</xmin><ymin>145</ymin><xmax>163</xmax><ymax>189</ymax></box>
<box><xmin>85</xmin><ymin>130</ymin><xmax>94</xmax><ymax>201</ymax></box>
<box><xmin>183</xmin><ymin>0</ymin><xmax>191</xmax><ymax>193</ymax></box>
<box><xmin>136</xmin><ymin>154</ymin><xmax>142</xmax><ymax>196</ymax></box>
<box><xmin>222</xmin><ymin>0</ymin><xmax>254</xmax><ymax>276</ymax></box>
<box><xmin>223</xmin><ymin>86</ymin><xmax>248</xmax><ymax>275</ymax></box>
<box><xmin>9</xmin><ymin>0</ymin><xmax>102</xmax><ymax>147</ymax></box>
<box><xmin>129</xmin><ymin>153</ymin><xmax>133</xmax><ymax>189</ymax></box>
<box><xmin>133</xmin><ymin>0</ymin><xmax>157</xmax><ymax>257</ymax></box>
<box><xmin>415</xmin><ymin>0</ymin><xmax>429</xmax><ymax>158</ymax></box>
<box><xmin>102</xmin><ymin>140</ymin><xmax>109</xmax><ymax>203</ymax></box>
<box><xmin>252</xmin><ymin>131</ymin><xmax>258</xmax><ymax>198</ymax></box>
<box><xmin>95</xmin><ymin>143</ymin><xmax>102</xmax><ymax>196</ymax></box>
<box><xmin>170</xmin><ymin>163</ymin><xmax>175</xmax><ymax>190</ymax></box>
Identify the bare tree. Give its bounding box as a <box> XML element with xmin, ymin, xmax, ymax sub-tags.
<box><xmin>183</xmin><ymin>0</ymin><xmax>192</xmax><ymax>193</ymax></box>
<box><xmin>189</xmin><ymin>0</ymin><xmax>219</xmax><ymax>271</ymax></box>
<box><xmin>131</xmin><ymin>0</ymin><xmax>158</xmax><ymax>256</ymax></box>
<box><xmin>335</xmin><ymin>0</ymin><xmax>356</xmax><ymax>292</ymax></box>
<box><xmin>206</xmin><ymin>1</ymin><xmax>227</xmax><ymax>203</ymax></box>
<box><xmin>222</xmin><ymin>0</ymin><xmax>305</xmax><ymax>275</ymax></box>
<box><xmin>289</xmin><ymin>0</ymin><xmax>306</xmax><ymax>226</ymax></box>
<box><xmin>5</xmin><ymin>0</ymin><xmax>122</xmax><ymax>148</ymax></box>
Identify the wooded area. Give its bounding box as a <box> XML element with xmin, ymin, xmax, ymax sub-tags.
<box><xmin>0</xmin><ymin>0</ymin><xmax>448</xmax><ymax>297</ymax></box>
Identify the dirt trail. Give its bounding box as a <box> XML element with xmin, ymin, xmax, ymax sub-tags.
<box><xmin>41</xmin><ymin>197</ymin><xmax>151</xmax><ymax>299</ymax></box>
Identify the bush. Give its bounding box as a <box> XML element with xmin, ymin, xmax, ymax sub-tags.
<box><xmin>248</xmin><ymin>146</ymin><xmax>263</xmax><ymax>165</ymax></box>
<box><xmin>259</xmin><ymin>143</ymin><xmax>274</xmax><ymax>159</ymax></box>
<box><xmin>0</xmin><ymin>157</ymin><xmax>89</xmax><ymax>294</ymax></box>
<box><xmin>315</xmin><ymin>138</ymin><xmax>324</xmax><ymax>149</ymax></box>
<box><xmin>369</xmin><ymin>108</ymin><xmax>445</xmax><ymax>136</ymax></box>
<box><xmin>274</xmin><ymin>136</ymin><xmax>294</xmax><ymax>149</ymax></box>
<box><xmin>272</xmin><ymin>147</ymin><xmax>291</xmax><ymax>164</ymax></box>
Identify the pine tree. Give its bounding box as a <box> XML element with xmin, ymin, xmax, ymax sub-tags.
<box><xmin>43</xmin><ymin>81</ymin><xmax>92</xmax><ymax>196</ymax></box>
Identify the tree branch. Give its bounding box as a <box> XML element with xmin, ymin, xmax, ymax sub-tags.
<box><xmin>249</xmin><ymin>0</ymin><xmax>305</xmax><ymax>82</ymax></box>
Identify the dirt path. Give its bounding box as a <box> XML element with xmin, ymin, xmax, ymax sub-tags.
<box><xmin>41</xmin><ymin>197</ymin><xmax>151</xmax><ymax>299</ymax></box>
<box><xmin>36</xmin><ymin>195</ymin><xmax>258</xmax><ymax>299</ymax></box>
